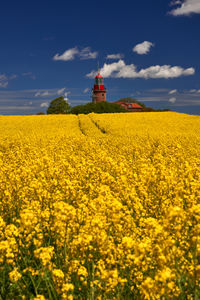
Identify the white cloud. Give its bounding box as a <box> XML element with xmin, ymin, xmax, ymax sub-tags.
<box><xmin>133</xmin><ymin>41</ymin><xmax>154</xmax><ymax>55</ymax></box>
<box><xmin>169</xmin><ymin>89</ymin><xmax>177</xmax><ymax>94</ymax></box>
<box><xmin>87</xmin><ymin>60</ymin><xmax>125</xmax><ymax>78</ymax></box>
<box><xmin>35</xmin><ymin>91</ymin><xmax>49</xmax><ymax>97</ymax></box>
<box><xmin>197</xmin><ymin>90</ymin><xmax>200</xmax><ymax>93</ymax></box>
<box><xmin>169</xmin><ymin>97</ymin><xmax>177</xmax><ymax>103</ymax></box>
<box><xmin>83</xmin><ymin>88</ymin><xmax>90</xmax><ymax>93</ymax></box>
<box><xmin>57</xmin><ymin>88</ymin><xmax>66</xmax><ymax>95</ymax></box>
<box><xmin>79</xmin><ymin>47</ymin><xmax>98</xmax><ymax>60</ymax></box>
<box><xmin>106</xmin><ymin>53</ymin><xmax>124</xmax><ymax>60</ymax></box>
<box><xmin>0</xmin><ymin>74</ymin><xmax>17</xmax><ymax>88</ymax></box>
<box><xmin>40</xmin><ymin>102</ymin><xmax>49</xmax><ymax>108</ymax></box>
<box><xmin>190</xmin><ymin>89</ymin><xmax>197</xmax><ymax>93</ymax></box>
<box><xmin>53</xmin><ymin>47</ymin><xmax>98</xmax><ymax>61</ymax></box>
<box><xmin>64</xmin><ymin>91</ymin><xmax>70</xmax><ymax>97</ymax></box>
<box><xmin>53</xmin><ymin>47</ymin><xmax>79</xmax><ymax>61</ymax></box>
<box><xmin>86</xmin><ymin>60</ymin><xmax>195</xmax><ymax>79</ymax></box>
<box><xmin>41</xmin><ymin>91</ymin><xmax>49</xmax><ymax>96</ymax></box>
<box><xmin>169</xmin><ymin>0</ymin><xmax>200</xmax><ymax>16</ymax></box>
<box><xmin>0</xmin><ymin>75</ymin><xmax>8</xmax><ymax>88</ymax></box>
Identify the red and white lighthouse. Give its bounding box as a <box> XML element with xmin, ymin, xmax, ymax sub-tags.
<box><xmin>92</xmin><ymin>72</ymin><xmax>106</xmax><ymax>103</ymax></box>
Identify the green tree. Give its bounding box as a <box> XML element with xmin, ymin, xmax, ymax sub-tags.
<box><xmin>70</xmin><ymin>101</ymin><xmax>126</xmax><ymax>114</ymax></box>
<box><xmin>47</xmin><ymin>96</ymin><xmax>70</xmax><ymax>114</ymax></box>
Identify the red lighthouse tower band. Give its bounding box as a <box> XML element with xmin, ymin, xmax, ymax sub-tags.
<box><xmin>92</xmin><ymin>72</ymin><xmax>106</xmax><ymax>103</ymax></box>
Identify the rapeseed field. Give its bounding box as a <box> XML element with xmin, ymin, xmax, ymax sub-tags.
<box><xmin>0</xmin><ymin>112</ymin><xmax>200</xmax><ymax>299</ymax></box>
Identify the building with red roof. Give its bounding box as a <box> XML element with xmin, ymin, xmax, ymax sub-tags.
<box><xmin>115</xmin><ymin>101</ymin><xmax>143</xmax><ymax>112</ymax></box>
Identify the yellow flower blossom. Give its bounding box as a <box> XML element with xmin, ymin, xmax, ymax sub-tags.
<box><xmin>34</xmin><ymin>246</ymin><xmax>54</xmax><ymax>266</ymax></box>
<box><xmin>9</xmin><ymin>268</ymin><xmax>22</xmax><ymax>282</ymax></box>
<box><xmin>33</xmin><ymin>295</ymin><xmax>46</xmax><ymax>300</ymax></box>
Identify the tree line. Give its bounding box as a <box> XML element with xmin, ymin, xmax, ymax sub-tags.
<box><xmin>37</xmin><ymin>96</ymin><xmax>170</xmax><ymax>115</ymax></box>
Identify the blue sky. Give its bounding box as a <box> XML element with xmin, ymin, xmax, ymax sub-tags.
<box><xmin>1</xmin><ymin>0</ymin><xmax>200</xmax><ymax>115</ymax></box>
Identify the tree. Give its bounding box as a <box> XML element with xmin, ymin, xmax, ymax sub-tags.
<box><xmin>46</xmin><ymin>96</ymin><xmax>70</xmax><ymax>114</ymax></box>
<box><xmin>70</xmin><ymin>101</ymin><xmax>126</xmax><ymax>114</ymax></box>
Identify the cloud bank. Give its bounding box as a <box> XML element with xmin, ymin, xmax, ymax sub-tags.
<box><xmin>169</xmin><ymin>0</ymin><xmax>200</xmax><ymax>16</ymax></box>
<box><xmin>35</xmin><ymin>88</ymin><xmax>70</xmax><ymax>98</ymax></box>
<box><xmin>133</xmin><ymin>41</ymin><xmax>154</xmax><ymax>55</ymax></box>
<box><xmin>189</xmin><ymin>89</ymin><xmax>200</xmax><ymax>93</ymax></box>
<box><xmin>2</xmin><ymin>88</ymin><xmax>200</xmax><ymax>115</ymax></box>
<box><xmin>86</xmin><ymin>60</ymin><xmax>195</xmax><ymax>79</ymax></box>
<box><xmin>53</xmin><ymin>47</ymin><xmax>98</xmax><ymax>61</ymax></box>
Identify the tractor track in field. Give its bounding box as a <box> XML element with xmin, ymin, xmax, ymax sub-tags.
<box><xmin>88</xmin><ymin>116</ymin><xmax>106</xmax><ymax>134</ymax></box>
<box><xmin>77</xmin><ymin>115</ymin><xmax>106</xmax><ymax>137</ymax></box>
<box><xmin>77</xmin><ymin>115</ymin><xmax>86</xmax><ymax>136</ymax></box>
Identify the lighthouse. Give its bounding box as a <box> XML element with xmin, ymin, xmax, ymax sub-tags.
<box><xmin>92</xmin><ymin>72</ymin><xmax>106</xmax><ymax>103</ymax></box>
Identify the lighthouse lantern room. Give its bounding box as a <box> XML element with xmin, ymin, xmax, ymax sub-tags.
<box><xmin>92</xmin><ymin>72</ymin><xmax>106</xmax><ymax>103</ymax></box>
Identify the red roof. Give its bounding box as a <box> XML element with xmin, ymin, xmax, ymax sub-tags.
<box><xmin>95</xmin><ymin>73</ymin><xmax>103</xmax><ymax>78</ymax></box>
<box><xmin>116</xmin><ymin>101</ymin><xmax>143</xmax><ymax>109</ymax></box>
